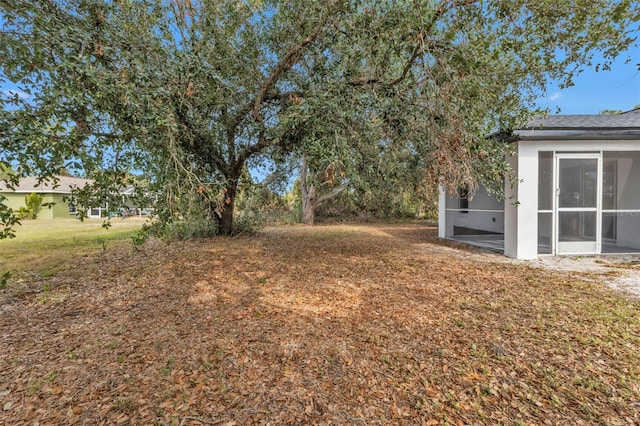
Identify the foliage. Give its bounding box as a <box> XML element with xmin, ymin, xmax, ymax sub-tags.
<box><xmin>297</xmin><ymin>156</ymin><xmax>437</xmax><ymax>223</ymax></box>
<box><xmin>0</xmin><ymin>162</ymin><xmax>16</xmax><ymax>181</ymax></box>
<box><xmin>0</xmin><ymin>165</ymin><xmax>20</xmax><ymax>238</ymax></box>
<box><xmin>0</xmin><ymin>271</ymin><xmax>9</xmax><ymax>289</ymax></box>
<box><xmin>163</xmin><ymin>218</ymin><xmax>219</xmax><ymax>241</ymax></box>
<box><xmin>286</xmin><ymin>179</ymin><xmax>303</xmax><ymax>221</ymax></box>
<box><xmin>16</xmin><ymin>206</ymin><xmax>29</xmax><ymax>220</ymax></box>
<box><xmin>298</xmin><ymin>158</ymin><xmax>350</xmax><ymax>225</ymax></box>
<box><xmin>0</xmin><ymin>194</ymin><xmax>19</xmax><ymax>239</ymax></box>
<box><xmin>158</xmin><ymin>200</ymin><xmax>219</xmax><ymax>240</ymax></box>
<box><xmin>1</xmin><ymin>0</ymin><xmax>638</xmax><ymax>237</ymax></box>
<box><xmin>234</xmin><ymin>169</ymin><xmax>296</xmax><ymax>229</ymax></box>
<box><xmin>18</xmin><ymin>192</ymin><xmax>43</xmax><ymax>220</ymax></box>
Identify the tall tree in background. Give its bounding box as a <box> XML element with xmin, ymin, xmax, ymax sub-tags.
<box><xmin>295</xmin><ymin>93</ymin><xmax>435</xmax><ymax>225</ymax></box>
<box><xmin>299</xmin><ymin>158</ymin><xmax>349</xmax><ymax>225</ymax></box>
<box><xmin>1</xmin><ymin>0</ymin><xmax>638</xmax><ymax>236</ymax></box>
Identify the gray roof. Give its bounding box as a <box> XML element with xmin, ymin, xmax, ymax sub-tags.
<box><xmin>120</xmin><ymin>186</ymin><xmax>137</xmax><ymax>196</ymax></box>
<box><xmin>516</xmin><ymin>108</ymin><xmax>640</xmax><ymax>140</ymax></box>
<box><xmin>0</xmin><ymin>175</ymin><xmax>93</xmax><ymax>194</ymax></box>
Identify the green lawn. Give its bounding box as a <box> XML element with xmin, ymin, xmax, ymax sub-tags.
<box><xmin>0</xmin><ymin>217</ymin><xmax>145</xmax><ymax>272</ymax></box>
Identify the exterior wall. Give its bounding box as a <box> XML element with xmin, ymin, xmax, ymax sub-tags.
<box><xmin>467</xmin><ymin>186</ymin><xmax>504</xmax><ymax>210</ymax></box>
<box><xmin>515</xmin><ymin>139</ymin><xmax>640</xmax><ymax>257</ymax></box>
<box><xmin>444</xmin><ymin>186</ymin><xmax>503</xmax><ymax>210</ymax></box>
<box><xmin>447</xmin><ymin>211</ymin><xmax>504</xmax><ymax>234</ymax></box>
<box><xmin>503</xmin><ymin>143</ymin><xmax>539</xmax><ymax>260</ymax></box>
<box><xmin>524</xmin><ymin>140</ymin><xmax>638</xmax><ymax>152</ymax></box>
<box><xmin>513</xmin><ymin>142</ymin><xmax>539</xmax><ymax>259</ymax></box>
<box><xmin>0</xmin><ymin>191</ymin><xmax>76</xmax><ymax>219</ymax></box>
<box><xmin>50</xmin><ymin>193</ymin><xmax>76</xmax><ymax>218</ymax></box>
<box><xmin>1</xmin><ymin>192</ymin><xmax>24</xmax><ymax>211</ymax></box>
<box><xmin>37</xmin><ymin>193</ymin><xmax>55</xmax><ymax>219</ymax></box>
<box><xmin>503</xmin><ymin>150</ymin><xmax>519</xmax><ymax>258</ymax></box>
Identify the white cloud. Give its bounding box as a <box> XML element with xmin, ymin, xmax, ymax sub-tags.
<box><xmin>548</xmin><ymin>91</ymin><xmax>562</xmax><ymax>102</ymax></box>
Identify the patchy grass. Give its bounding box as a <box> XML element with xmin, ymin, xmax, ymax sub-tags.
<box><xmin>1</xmin><ymin>223</ymin><xmax>639</xmax><ymax>425</ymax></box>
<box><xmin>0</xmin><ymin>217</ymin><xmax>145</xmax><ymax>272</ymax></box>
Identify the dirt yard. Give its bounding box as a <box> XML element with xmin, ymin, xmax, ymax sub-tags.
<box><xmin>1</xmin><ymin>223</ymin><xmax>639</xmax><ymax>425</ymax></box>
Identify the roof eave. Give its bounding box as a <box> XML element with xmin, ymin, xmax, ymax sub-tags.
<box><xmin>516</xmin><ymin>129</ymin><xmax>640</xmax><ymax>141</ymax></box>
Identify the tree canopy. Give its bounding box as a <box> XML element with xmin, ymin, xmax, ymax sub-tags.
<box><xmin>1</xmin><ymin>0</ymin><xmax>638</xmax><ymax>235</ymax></box>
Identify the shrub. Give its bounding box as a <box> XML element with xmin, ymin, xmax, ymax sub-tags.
<box><xmin>16</xmin><ymin>206</ymin><xmax>30</xmax><ymax>220</ymax></box>
<box><xmin>19</xmin><ymin>193</ymin><xmax>43</xmax><ymax>220</ymax></box>
<box><xmin>163</xmin><ymin>218</ymin><xmax>219</xmax><ymax>240</ymax></box>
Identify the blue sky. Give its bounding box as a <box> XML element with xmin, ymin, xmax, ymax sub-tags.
<box><xmin>537</xmin><ymin>40</ymin><xmax>640</xmax><ymax>114</ymax></box>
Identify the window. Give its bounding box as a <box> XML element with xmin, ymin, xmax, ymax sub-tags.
<box><xmin>68</xmin><ymin>197</ymin><xmax>77</xmax><ymax>214</ymax></box>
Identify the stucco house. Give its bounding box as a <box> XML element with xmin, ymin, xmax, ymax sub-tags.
<box><xmin>439</xmin><ymin>108</ymin><xmax>640</xmax><ymax>259</ymax></box>
<box><xmin>0</xmin><ymin>175</ymin><xmax>108</xmax><ymax>219</ymax></box>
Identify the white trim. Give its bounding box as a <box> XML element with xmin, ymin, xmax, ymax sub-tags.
<box><xmin>438</xmin><ymin>186</ymin><xmax>446</xmax><ymax>238</ymax></box>
<box><xmin>521</xmin><ymin>140</ymin><xmax>639</xmax><ymax>151</ymax></box>
<box><xmin>444</xmin><ymin>209</ymin><xmax>505</xmax><ymax>213</ymax></box>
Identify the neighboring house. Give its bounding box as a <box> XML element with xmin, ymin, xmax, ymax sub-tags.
<box><xmin>0</xmin><ymin>175</ymin><xmax>142</xmax><ymax>219</ymax></box>
<box><xmin>439</xmin><ymin>108</ymin><xmax>640</xmax><ymax>259</ymax></box>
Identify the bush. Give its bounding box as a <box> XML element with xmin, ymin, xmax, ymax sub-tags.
<box><xmin>164</xmin><ymin>218</ymin><xmax>219</xmax><ymax>240</ymax></box>
<box><xmin>16</xmin><ymin>206</ymin><xmax>30</xmax><ymax>220</ymax></box>
<box><xmin>233</xmin><ymin>208</ymin><xmax>266</xmax><ymax>235</ymax></box>
<box><xmin>235</xmin><ymin>180</ymin><xmax>298</xmax><ymax>227</ymax></box>
<box><xmin>18</xmin><ymin>193</ymin><xmax>43</xmax><ymax>220</ymax></box>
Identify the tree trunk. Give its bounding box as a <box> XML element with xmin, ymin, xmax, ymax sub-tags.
<box><xmin>299</xmin><ymin>157</ymin><xmax>348</xmax><ymax>226</ymax></box>
<box><xmin>216</xmin><ymin>181</ymin><xmax>237</xmax><ymax>235</ymax></box>
<box><xmin>300</xmin><ymin>157</ymin><xmax>316</xmax><ymax>225</ymax></box>
<box><xmin>301</xmin><ymin>185</ymin><xmax>316</xmax><ymax>225</ymax></box>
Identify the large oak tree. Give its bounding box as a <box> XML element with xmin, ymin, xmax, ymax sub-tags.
<box><xmin>1</xmin><ymin>0</ymin><xmax>637</xmax><ymax>235</ymax></box>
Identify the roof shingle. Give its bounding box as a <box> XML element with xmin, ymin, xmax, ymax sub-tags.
<box><xmin>0</xmin><ymin>175</ymin><xmax>92</xmax><ymax>193</ymax></box>
<box><xmin>516</xmin><ymin>108</ymin><xmax>640</xmax><ymax>140</ymax></box>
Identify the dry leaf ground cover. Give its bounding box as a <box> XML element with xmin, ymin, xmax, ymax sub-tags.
<box><xmin>1</xmin><ymin>223</ymin><xmax>640</xmax><ymax>425</ymax></box>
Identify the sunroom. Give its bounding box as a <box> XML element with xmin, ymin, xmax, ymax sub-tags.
<box><xmin>438</xmin><ymin>108</ymin><xmax>640</xmax><ymax>259</ymax></box>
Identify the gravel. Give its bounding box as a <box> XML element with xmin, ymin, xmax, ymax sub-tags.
<box><xmin>530</xmin><ymin>255</ymin><xmax>640</xmax><ymax>298</ymax></box>
<box><xmin>429</xmin><ymin>242</ymin><xmax>640</xmax><ymax>299</ymax></box>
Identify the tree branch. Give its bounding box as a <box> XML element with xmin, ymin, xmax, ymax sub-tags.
<box><xmin>174</xmin><ymin>103</ymin><xmax>229</xmax><ymax>175</ymax></box>
<box><xmin>350</xmin><ymin>0</ymin><xmax>479</xmax><ymax>87</ymax></box>
<box><xmin>251</xmin><ymin>15</ymin><xmax>330</xmax><ymax>122</ymax></box>
<box><xmin>315</xmin><ymin>182</ymin><xmax>348</xmax><ymax>208</ymax></box>
<box><xmin>350</xmin><ymin>36</ymin><xmax>424</xmax><ymax>87</ymax></box>
<box><xmin>232</xmin><ymin>130</ymin><xmax>275</xmax><ymax>178</ymax></box>
<box><xmin>233</xmin><ymin>90</ymin><xmax>305</xmax><ymax>129</ymax></box>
